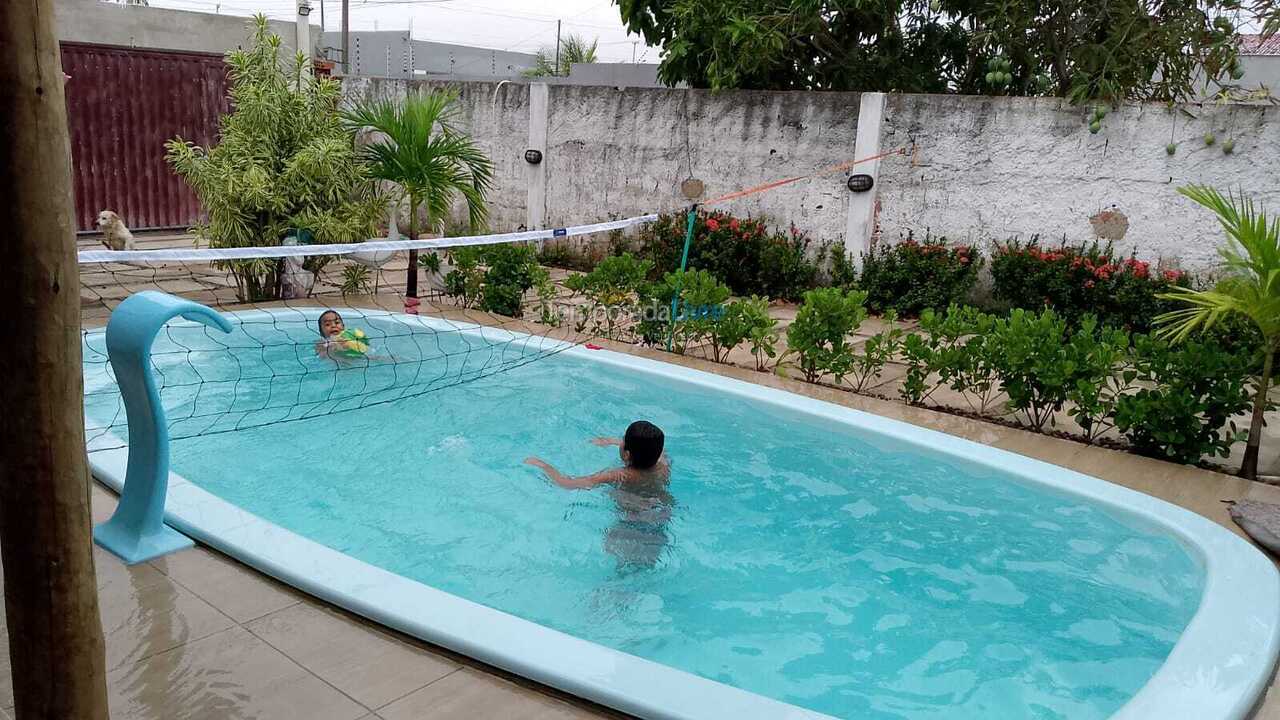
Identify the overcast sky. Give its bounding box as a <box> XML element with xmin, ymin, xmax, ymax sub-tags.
<box><xmin>147</xmin><ymin>0</ymin><xmax>659</xmax><ymax>63</ymax></box>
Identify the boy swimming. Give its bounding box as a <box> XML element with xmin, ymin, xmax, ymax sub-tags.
<box><xmin>525</xmin><ymin>421</ymin><xmax>672</xmax><ymax>569</ymax></box>
<box><xmin>314</xmin><ymin>310</ymin><xmax>384</xmax><ymax>361</ymax></box>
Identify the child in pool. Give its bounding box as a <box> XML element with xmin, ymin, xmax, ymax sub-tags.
<box><xmin>525</xmin><ymin>421</ymin><xmax>672</xmax><ymax>569</ymax></box>
<box><xmin>314</xmin><ymin>310</ymin><xmax>386</xmax><ymax>360</ymax></box>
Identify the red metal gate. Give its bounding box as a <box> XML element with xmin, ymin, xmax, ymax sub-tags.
<box><xmin>61</xmin><ymin>43</ymin><xmax>229</xmax><ymax>232</ymax></box>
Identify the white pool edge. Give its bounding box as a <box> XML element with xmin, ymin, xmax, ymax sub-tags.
<box><xmin>86</xmin><ymin>309</ymin><xmax>1280</xmax><ymax>720</ymax></box>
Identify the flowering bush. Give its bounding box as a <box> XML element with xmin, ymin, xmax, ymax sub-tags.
<box><xmin>990</xmin><ymin>238</ymin><xmax>1189</xmax><ymax>331</ymax></box>
<box><xmin>637</xmin><ymin>210</ymin><xmax>822</xmax><ymax>301</ymax></box>
<box><xmin>856</xmin><ymin>235</ymin><xmax>982</xmax><ymax>316</ymax></box>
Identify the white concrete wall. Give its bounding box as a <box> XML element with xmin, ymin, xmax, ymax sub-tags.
<box><xmin>340</xmin><ymin>79</ymin><xmax>1279</xmax><ymax>272</ymax></box>
<box><xmin>878</xmin><ymin>94</ymin><xmax>1280</xmax><ymax>270</ymax></box>
<box><xmin>539</xmin><ymin>86</ymin><xmax>861</xmax><ymax>241</ymax></box>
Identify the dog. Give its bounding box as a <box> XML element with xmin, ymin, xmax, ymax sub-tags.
<box><xmin>97</xmin><ymin>210</ymin><xmax>135</xmax><ymax>251</ymax></box>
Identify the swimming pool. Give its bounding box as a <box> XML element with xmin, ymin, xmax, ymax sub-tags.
<box><xmin>84</xmin><ymin>308</ymin><xmax>1280</xmax><ymax>720</ymax></box>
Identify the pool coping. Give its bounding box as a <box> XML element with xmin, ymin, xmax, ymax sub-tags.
<box><xmin>86</xmin><ymin>308</ymin><xmax>1280</xmax><ymax>720</ymax></box>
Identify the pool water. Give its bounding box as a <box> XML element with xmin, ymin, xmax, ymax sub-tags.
<box><xmin>83</xmin><ymin>313</ymin><xmax>1205</xmax><ymax>720</ymax></box>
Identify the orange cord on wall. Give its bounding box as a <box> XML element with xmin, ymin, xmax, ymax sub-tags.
<box><xmin>699</xmin><ymin>145</ymin><xmax>911</xmax><ymax>208</ymax></box>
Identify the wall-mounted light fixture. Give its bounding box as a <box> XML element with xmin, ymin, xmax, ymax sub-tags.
<box><xmin>524</xmin><ymin>149</ymin><xmax>543</xmax><ymax>165</ymax></box>
<box><xmin>297</xmin><ymin>0</ymin><xmax>312</xmax><ymax>16</ymax></box>
<box><xmin>847</xmin><ymin>174</ymin><xmax>875</xmax><ymax>193</ymax></box>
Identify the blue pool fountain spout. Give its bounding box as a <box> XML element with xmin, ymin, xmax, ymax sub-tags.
<box><xmin>93</xmin><ymin>291</ymin><xmax>233</xmax><ymax>564</ymax></box>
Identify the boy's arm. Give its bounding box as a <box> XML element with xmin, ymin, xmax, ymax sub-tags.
<box><xmin>590</xmin><ymin>437</ymin><xmax>622</xmax><ymax>447</ymax></box>
<box><xmin>524</xmin><ymin>457</ymin><xmax>619</xmax><ymax>489</ymax></box>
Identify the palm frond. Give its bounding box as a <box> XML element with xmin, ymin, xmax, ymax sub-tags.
<box><xmin>1158</xmin><ymin>186</ymin><xmax>1280</xmax><ymax>345</ymax></box>
<box><xmin>344</xmin><ymin>88</ymin><xmax>494</xmax><ymax>231</ymax></box>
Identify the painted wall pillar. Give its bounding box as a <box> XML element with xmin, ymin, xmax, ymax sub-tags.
<box><xmin>845</xmin><ymin>92</ymin><xmax>886</xmax><ymax>269</ymax></box>
<box><xmin>526</xmin><ymin>82</ymin><xmax>549</xmax><ymax>230</ymax></box>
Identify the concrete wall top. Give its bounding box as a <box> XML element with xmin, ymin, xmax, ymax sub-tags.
<box><xmin>339</xmin><ymin>78</ymin><xmax>1277</xmax><ymax>271</ymax></box>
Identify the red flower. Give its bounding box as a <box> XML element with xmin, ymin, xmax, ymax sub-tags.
<box><xmin>1085</xmin><ymin>280</ymin><xmax>1095</xmax><ymax>288</ymax></box>
<box><xmin>706</xmin><ymin>218</ymin><xmax>720</xmax><ymax>232</ymax></box>
<box><xmin>729</xmin><ymin>219</ymin><xmax>740</xmax><ymax>232</ymax></box>
<box><xmin>1163</xmin><ymin>269</ymin><xmax>1184</xmax><ymax>282</ymax></box>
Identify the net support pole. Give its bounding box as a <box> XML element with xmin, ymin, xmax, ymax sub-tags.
<box><xmin>0</xmin><ymin>1</ymin><xmax>111</xmax><ymax>715</ymax></box>
<box><xmin>93</xmin><ymin>292</ymin><xmax>232</xmax><ymax>565</ymax></box>
<box><xmin>666</xmin><ymin>204</ymin><xmax>698</xmax><ymax>352</ymax></box>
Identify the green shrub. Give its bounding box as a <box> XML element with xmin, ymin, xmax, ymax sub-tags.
<box><xmin>826</xmin><ymin>241</ymin><xmax>859</xmax><ymax>288</ymax></box>
<box><xmin>987</xmin><ymin>309</ymin><xmax>1080</xmax><ymax>430</ymax></box>
<box><xmin>444</xmin><ymin>247</ymin><xmax>484</xmax><ymax>308</ymax></box>
<box><xmin>673</xmin><ymin>270</ymin><xmax>733</xmax><ymax>354</ymax></box>
<box><xmin>533</xmin><ymin>268</ymin><xmax>559</xmax><ymax>326</ymax></box>
<box><xmin>339</xmin><ymin>263</ymin><xmax>372</xmax><ymax>298</ymax></box>
<box><xmin>165</xmin><ymin>16</ymin><xmax>383</xmax><ymax>301</ymax></box>
<box><xmin>990</xmin><ymin>237</ymin><xmax>1190</xmax><ymax>331</ymax></box>
<box><xmin>742</xmin><ymin>298</ymin><xmax>781</xmax><ymax>371</ymax></box>
<box><xmin>857</xmin><ymin>235</ymin><xmax>981</xmax><ymax>316</ymax></box>
<box><xmin>900</xmin><ymin>305</ymin><xmax>1001</xmax><ymax>412</ymax></box>
<box><xmin>757</xmin><ymin>226</ymin><xmax>824</xmax><ymax>301</ymax></box>
<box><xmin>636</xmin><ymin>269</ymin><xmax>731</xmax><ymax>353</ymax></box>
<box><xmin>637</xmin><ymin>211</ymin><xmax>821</xmax><ymax>301</ymax></box>
<box><xmin>1112</xmin><ymin>336</ymin><xmax>1255</xmax><ymax>464</ymax></box>
<box><xmin>563</xmin><ymin>253</ymin><xmax>652</xmax><ymax>338</ymax></box>
<box><xmin>848</xmin><ymin>312</ymin><xmax>905</xmax><ymax>393</ymax></box>
<box><xmin>478</xmin><ymin>244</ymin><xmax>541</xmax><ymax>317</ymax></box>
<box><xmin>782</xmin><ymin>288</ymin><xmax>868</xmax><ymax>383</ymax></box>
<box><xmin>713</xmin><ymin>296</ymin><xmax>776</xmax><ymax>365</ymax></box>
<box><xmin>443</xmin><ymin>244</ymin><xmax>541</xmax><ymax>317</ymax></box>
<box><xmin>1061</xmin><ymin>318</ymin><xmax>1133</xmax><ymax>442</ymax></box>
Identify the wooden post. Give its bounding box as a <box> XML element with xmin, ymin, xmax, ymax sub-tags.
<box><xmin>0</xmin><ymin>2</ymin><xmax>111</xmax><ymax>719</ymax></box>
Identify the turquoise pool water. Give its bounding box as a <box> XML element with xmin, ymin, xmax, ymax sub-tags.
<box><xmin>83</xmin><ymin>313</ymin><xmax>1206</xmax><ymax>720</ymax></box>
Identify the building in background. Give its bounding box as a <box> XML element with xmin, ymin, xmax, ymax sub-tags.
<box><xmin>562</xmin><ymin>62</ymin><xmax>673</xmax><ymax>88</ymax></box>
<box><xmin>1238</xmin><ymin>34</ymin><xmax>1280</xmax><ymax>93</ymax></box>
<box><xmin>319</xmin><ymin>30</ymin><xmax>537</xmax><ymax>79</ymax></box>
<box><xmin>57</xmin><ymin>0</ymin><xmax>313</xmax><ymax>56</ymax></box>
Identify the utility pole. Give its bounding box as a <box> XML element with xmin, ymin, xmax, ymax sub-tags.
<box><xmin>319</xmin><ymin>0</ymin><xmax>324</xmax><ymax>33</ymax></box>
<box><xmin>342</xmin><ymin>0</ymin><xmax>349</xmax><ymax>74</ymax></box>
<box><xmin>632</xmin><ymin>41</ymin><xmax>637</xmax><ymax>64</ymax></box>
<box><xmin>554</xmin><ymin>19</ymin><xmax>561</xmax><ymax>76</ymax></box>
<box><xmin>0</xmin><ymin>0</ymin><xmax>110</xmax><ymax>718</ymax></box>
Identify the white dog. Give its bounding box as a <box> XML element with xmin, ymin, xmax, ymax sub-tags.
<box><xmin>97</xmin><ymin>210</ymin><xmax>135</xmax><ymax>251</ymax></box>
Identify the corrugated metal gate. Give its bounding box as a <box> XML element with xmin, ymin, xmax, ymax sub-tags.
<box><xmin>61</xmin><ymin>43</ymin><xmax>229</xmax><ymax>232</ymax></box>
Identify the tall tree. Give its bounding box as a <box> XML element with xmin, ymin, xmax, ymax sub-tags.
<box><xmin>616</xmin><ymin>0</ymin><xmax>1270</xmax><ymax>103</ymax></box>
<box><xmin>343</xmin><ymin>88</ymin><xmax>495</xmax><ymax>297</ymax></box>
<box><xmin>0</xmin><ymin>0</ymin><xmax>110</xmax><ymax>717</ymax></box>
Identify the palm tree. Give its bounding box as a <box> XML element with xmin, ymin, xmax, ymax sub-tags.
<box><xmin>1156</xmin><ymin>185</ymin><xmax>1280</xmax><ymax>480</ymax></box>
<box><xmin>524</xmin><ymin>34</ymin><xmax>599</xmax><ymax>77</ymax></box>
<box><xmin>343</xmin><ymin>89</ymin><xmax>494</xmax><ymax>297</ymax></box>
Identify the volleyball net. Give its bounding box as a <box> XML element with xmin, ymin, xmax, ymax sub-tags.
<box><xmin>79</xmin><ymin>146</ymin><xmax>912</xmax><ymax>451</ymax></box>
<box><xmin>79</xmin><ymin>215</ymin><xmax>658</xmax><ymax>452</ymax></box>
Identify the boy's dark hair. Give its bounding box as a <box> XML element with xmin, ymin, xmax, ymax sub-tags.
<box><xmin>624</xmin><ymin>421</ymin><xmax>664</xmax><ymax>470</ymax></box>
<box><xmin>317</xmin><ymin>310</ymin><xmax>341</xmax><ymax>336</ymax></box>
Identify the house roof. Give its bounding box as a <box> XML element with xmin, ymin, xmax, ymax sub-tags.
<box><xmin>1239</xmin><ymin>34</ymin><xmax>1280</xmax><ymax>56</ymax></box>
